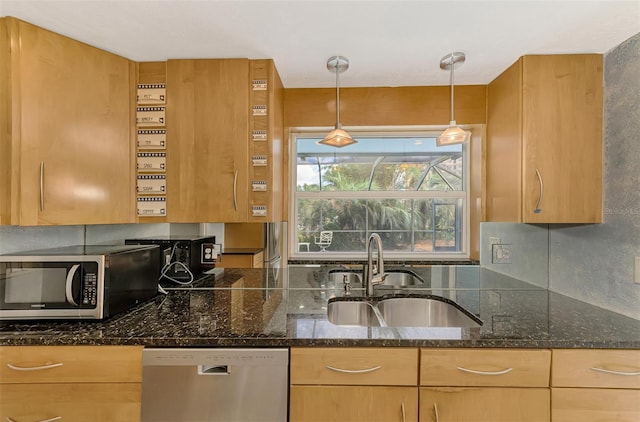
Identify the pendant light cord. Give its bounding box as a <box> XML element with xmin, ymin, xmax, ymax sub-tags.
<box><xmin>335</xmin><ymin>62</ymin><xmax>341</xmax><ymax>129</ymax></box>
<box><xmin>449</xmin><ymin>55</ymin><xmax>455</xmax><ymax>122</ymax></box>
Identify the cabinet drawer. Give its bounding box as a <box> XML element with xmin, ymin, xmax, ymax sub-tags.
<box><xmin>552</xmin><ymin>349</ymin><xmax>640</xmax><ymax>388</ymax></box>
<box><xmin>0</xmin><ymin>383</ymin><xmax>141</xmax><ymax>422</ymax></box>
<box><xmin>0</xmin><ymin>346</ymin><xmax>143</xmax><ymax>383</ymax></box>
<box><xmin>420</xmin><ymin>349</ymin><xmax>550</xmax><ymax>387</ymax></box>
<box><xmin>290</xmin><ymin>347</ymin><xmax>418</xmax><ymax>386</ymax></box>
<box><xmin>552</xmin><ymin>388</ymin><xmax>640</xmax><ymax>422</ymax></box>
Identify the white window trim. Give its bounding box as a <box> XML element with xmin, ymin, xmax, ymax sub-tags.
<box><xmin>289</xmin><ymin>126</ymin><xmax>470</xmax><ymax>261</ymax></box>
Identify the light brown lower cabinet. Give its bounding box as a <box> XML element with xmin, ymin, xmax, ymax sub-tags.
<box><xmin>290</xmin><ymin>385</ymin><xmax>418</xmax><ymax>422</ymax></box>
<box><xmin>552</xmin><ymin>388</ymin><xmax>640</xmax><ymax>422</ymax></box>
<box><xmin>419</xmin><ymin>387</ymin><xmax>550</xmax><ymax>422</ymax></box>
<box><xmin>551</xmin><ymin>349</ymin><xmax>640</xmax><ymax>422</ymax></box>
<box><xmin>0</xmin><ymin>345</ymin><xmax>143</xmax><ymax>422</ymax></box>
<box><xmin>289</xmin><ymin>347</ymin><xmax>419</xmax><ymax>422</ymax></box>
<box><xmin>0</xmin><ymin>383</ymin><xmax>141</xmax><ymax>422</ymax></box>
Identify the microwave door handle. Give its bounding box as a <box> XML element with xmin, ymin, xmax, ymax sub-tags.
<box><xmin>65</xmin><ymin>264</ymin><xmax>80</xmax><ymax>306</ymax></box>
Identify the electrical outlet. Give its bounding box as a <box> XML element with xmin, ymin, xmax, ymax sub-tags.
<box><xmin>489</xmin><ymin>236</ymin><xmax>501</xmax><ymax>245</ymax></box>
<box><xmin>492</xmin><ymin>244</ymin><xmax>512</xmax><ymax>264</ymax></box>
<box><xmin>201</xmin><ymin>243</ymin><xmax>220</xmax><ymax>264</ymax></box>
<box><xmin>635</xmin><ymin>257</ymin><xmax>640</xmax><ymax>284</ymax></box>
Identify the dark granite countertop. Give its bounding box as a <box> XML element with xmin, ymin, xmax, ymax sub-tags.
<box><xmin>1</xmin><ymin>265</ymin><xmax>638</xmax><ymax>348</ymax></box>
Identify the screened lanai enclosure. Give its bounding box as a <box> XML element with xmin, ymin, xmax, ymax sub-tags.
<box><xmin>293</xmin><ymin>133</ymin><xmax>468</xmax><ymax>258</ymax></box>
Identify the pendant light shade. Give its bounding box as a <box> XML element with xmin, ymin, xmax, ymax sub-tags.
<box><xmin>318</xmin><ymin>56</ymin><xmax>357</xmax><ymax>148</ymax></box>
<box><xmin>437</xmin><ymin>52</ymin><xmax>470</xmax><ymax>147</ymax></box>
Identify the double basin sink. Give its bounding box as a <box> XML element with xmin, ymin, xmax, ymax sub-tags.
<box><xmin>326</xmin><ymin>269</ymin><xmax>482</xmax><ymax>328</ymax></box>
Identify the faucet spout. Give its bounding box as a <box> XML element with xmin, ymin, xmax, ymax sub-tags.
<box><xmin>365</xmin><ymin>233</ymin><xmax>385</xmax><ymax>296</ymax></box>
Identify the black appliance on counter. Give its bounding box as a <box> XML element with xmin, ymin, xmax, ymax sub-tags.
<box><xmin>125</xmin><ymin>235</ymin><xmax>216</xmax><ymax>283</ymax></box>
<box><xmin>0</xmin><ymin>244</ymin><xmax>159</xmax><ymax>320</ymax></box>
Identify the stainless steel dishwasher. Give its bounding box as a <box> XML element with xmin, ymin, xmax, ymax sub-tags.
<box><xmin>141</xmin><ymin>348</ymin><xmax>289</xmax><ymax>422</ymax></box>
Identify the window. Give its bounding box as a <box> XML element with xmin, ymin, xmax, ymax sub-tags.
<box><xmin>290</xmin><ymin>129</ymin><xmax>469</xmax><ymax>260</ymax></box>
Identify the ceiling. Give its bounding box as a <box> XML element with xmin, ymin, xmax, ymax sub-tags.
<box><xmin>1</xmin><ymin>1</ymin><xmax>639</xmax><ymax>88</ymax></box>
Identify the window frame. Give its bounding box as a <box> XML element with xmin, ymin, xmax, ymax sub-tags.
<box><xmin>288</xmin><ymin>126</ymin><xmax>470</xmax><ymax>261</ymax></box>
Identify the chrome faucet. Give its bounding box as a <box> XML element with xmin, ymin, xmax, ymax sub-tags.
<box><xmin>364</xmin><ymin>233</ymin><xmax>386</xmax><ymax>296</ymax></box>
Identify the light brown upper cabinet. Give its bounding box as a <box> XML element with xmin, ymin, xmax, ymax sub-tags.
<box><xmin>247</xmin><ymin>59</ymin><xmax>285</xmax><ymax>222</ymax></box>
<box><xmin>165</xmin><ymin>59</ymin><xmax>249</xmax><ymax>222</ymax></box>
<box><xmin>485</xmin><ymin>55</ymin><xmax>603</xmax><ymax>223</ymax></box>
<box><xmin>0</xmin><ymin>17</ymin><xmax>135</xmax><ymax>226</ymax></box>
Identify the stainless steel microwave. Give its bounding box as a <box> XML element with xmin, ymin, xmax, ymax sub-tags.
<box><xmin>0</xmin><ymin>245</ymin><xmax>159</xmax><ymax>320</ymax></box>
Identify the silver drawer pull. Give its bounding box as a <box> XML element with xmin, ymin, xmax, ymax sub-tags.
<box><xmin>7</xmin><ymin>417</ymin><xmax>62</xmax><ymax>422</ymax></box>
<box><xmin>326</xmin><ymin>365</ymin><xmax>382</xmax><ymax>374</ymax></box>
<box><xmin>7</xmin><ymin>362</ymin><xmax>63</xmax><ymax>371</ymax></box>
<box><xmin>456</xmin><ymin>366</ymin><xmax>513</xmax><ymax>375</ymax></box>
<box><xmin>400</xmin><ymin>402</ymin><xmax>406</xmax><ymax>422</ymax></box>
<box><xmin>590</xmin><ymin>367</ymin><xmax>640</xmax><ymax>376</ymax></box>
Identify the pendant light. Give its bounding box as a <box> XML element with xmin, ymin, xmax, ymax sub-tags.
<box><xmin>437</xmin><ymin>52</ymin><xmax>470</xmax><ymax>146</ymax></box>
<box><xmin>318</xmin><ymin>56</ymin><xmax>357</xmax><ymax>148</ymax></box>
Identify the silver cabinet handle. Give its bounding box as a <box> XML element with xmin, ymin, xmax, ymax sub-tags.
<box><xmin>456</xmin><ymin>366</ymin><xmax>513</xmax><ymax>375</ymax></box>
<box><xmin>233</xmin><ymin>169</ymin><xmax>238</xmax><ymax>211</ymax></box>
<box><xmin>434</xmin><ymin>402</ymin><xmax>440</xmax><ymax>422</ymax></box>
<box><xmin>7</xmin><ymin>362</ymin><xmax>63</xmax><ymax>371</ymax></box>
<box><xmin>325</xmin><ymin>365</ymin><xmax>382</xmax><ymax>374</ymax></box>
<box><xmin>534</xmin><ymin>168</ymin><xmax>543</xmax><ymax>214</ymax></box>
<box><xmin>400</xmin><ymin>402</ymin><xmax>406</xmax><ymax>422</ymax></box>
<box><xmin>590</xmin><ymin>367</ymin><xmax>640</xmax><ymax>376</ymax></box>
<box><xmin>39</xmin><ymin>161</ymin><xmax>45</xmax><ymax>212</ymax></box>
<box><xmin>7</xmin><ymin>417</ymin><xmax>62</xmax><ymax>422</ymax></box>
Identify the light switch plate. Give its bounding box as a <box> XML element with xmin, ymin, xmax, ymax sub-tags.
<box><xmin>634</xmin><ymin>257</ymin><xmax>640</xmax><ymax>284</ymax></box>
<box><xmin>492</xmin><ymin>244</ymin><xmax>512</xmax><ymax>264</ymax></box>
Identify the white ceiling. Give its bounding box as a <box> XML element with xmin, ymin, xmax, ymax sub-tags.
<box><xmin>1</xmin><ymin>0</ymin><xmax>639</xmax><ymax>88</ymax></box>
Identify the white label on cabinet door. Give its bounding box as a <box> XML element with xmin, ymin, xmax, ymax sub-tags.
<box><xmin>252</xmin><ymin>105</ymin><xmax>267</xmax><ymax>116</ymax></box>
<box><xmin>137</xmin><ymin>152</ymin><xmax>166</xmax><ymax>172</ymax></box>
<box><xmin>137</xmin><ymin>175</ymin><xmax>166</xmax><ymax>194</ymax></box>
<box><xmin>136</xmin><ymin>106</ymin><xmax>165</xmax><ymax>126</ymax></box>
<box><xmin>252</xmin><ymin>205</ymin><xmax>267</xmax><ymax>217</ymax></box>
<box><xmin>137</xmin><ymin>196</ymin><xmax>166</xmax><ymax>216</ymax></box>
<box><xmin>137</xmin><ymin>129</ymin><xmax>166</xmax><ymax>149</ymax></box>
<box><xmin>252</xmin><ymin>80</ymin><xmax>268</xmax><ymax>91</ymax></box>
<box><xmin>252</xmin><ymin>181</ymin><xmax>268</xmax><ymax>191</ymax></box>
<box><xmin>252</xmin><ymin>130</ymin><xmax>267</xmax><ymax>142</ymax></box>
<box><xmin>252</xmin><ymin>155</ymin><xmax>267</xmax><ymax>166</ymax></box>
<box><xmin>137</xmin><ymin>84</ymin><xmax>166</xmax><ymax>105</ymax></box>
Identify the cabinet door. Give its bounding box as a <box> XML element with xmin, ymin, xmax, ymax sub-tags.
<box><xmin>166</xmin><ymin>59</ymin><xmax>249</xmax><ymax>222</ymax></box>
<box><xmin>290</xmin><ymin>385</ymin><xmax>418</xmax><ymax>422</ymax></box>
<box><xmin>420</xmin><ymin>388</ymin><xmax>549</xmax><ymax>422</ymax></box>
<box><xmin>13</xmin><ymin>18</ymin><xmax>134</xmax><ymax>226</ymax></box>
<box><xmin>0</xmin><ymin>383</ymin><xmax>141</xmax><ymax>422</ymax></box>
<box><xmin>521</xmin><ymin>55</ymin><xmax>603</xmax><ymax>223</ymax></box>
<box><xmin>552</xmin><ymin>388</ymin><xmax>640</xmax><ymax>422</ymax></box>
<box><xmin>485</xmin><ymin>58</ymin><xmax>523</xmax><ymax>222</ymax></box>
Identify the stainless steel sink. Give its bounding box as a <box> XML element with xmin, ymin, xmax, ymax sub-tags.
<box><xmin>377</xmin><ymin>296</ymin><xmax>481</xmax><ymax>328</ymax></box>
<box><xmin>327</xmin><ymin>269</ymin><xmax>424</xmax><ymax>288</ymax></box>
<box><xmin>380</xmin><ymin>270</ymin><xmax>425</xmax><ymax>287</ymax></box>
<box><xmin>326</xmin><ymin>295</ymin><xmax>482</xmax><ymax>328</ymax></box>
<box><xmin>326</xmin><ymin>299</ymin><xmax>384</xmax><ymax>327</ymax></box>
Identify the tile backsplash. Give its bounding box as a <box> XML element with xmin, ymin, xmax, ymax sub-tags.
<box><xmin>0</xmin><ymin>223</ymin><xmax>224</xmax><ymax>255</ymax></box>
